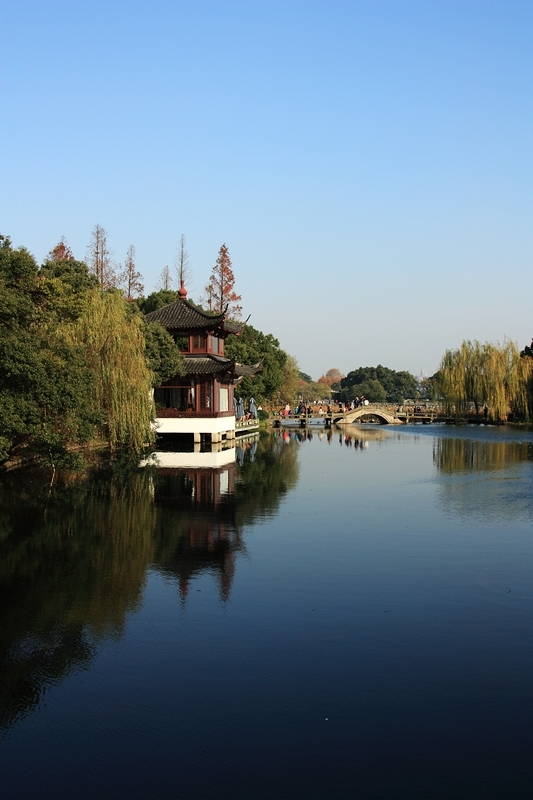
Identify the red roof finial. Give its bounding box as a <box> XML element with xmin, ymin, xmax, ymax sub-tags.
<box><xmin>178</xmin><ymin>279</ymin><xmax>187</xmax><ymax>299</ymax></box>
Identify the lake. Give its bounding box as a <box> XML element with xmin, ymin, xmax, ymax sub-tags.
<box><xmin>1</xmin><ymin>425</ymin><xmax>532</xmax><ymax>799</ymax></box>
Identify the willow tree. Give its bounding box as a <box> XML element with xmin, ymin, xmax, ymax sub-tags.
<box><xmin>279</xmin><ymin>355</ymin><xmax>300</xmax><ymax>405</ymax></box>
<box><xmin>438</xmin><ymin>339</ymin><xmax>533</xmax><ymax>421</ymax></box>
<box><xmin>73</xmin><ymin>289</ymin><xmax>154</xmax><ymax>451</ymax></box>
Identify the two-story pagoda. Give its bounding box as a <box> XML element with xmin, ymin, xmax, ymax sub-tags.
<box><xmin>145</xmin><ymin>283</ymin><xmax>260</xmax><ymax>443</ymax></box>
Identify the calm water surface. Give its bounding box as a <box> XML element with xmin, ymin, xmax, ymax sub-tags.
<box><xmin>1</xmin><ymin>425</ymin><xmax>532</xmax><ymax>799</ymax></box>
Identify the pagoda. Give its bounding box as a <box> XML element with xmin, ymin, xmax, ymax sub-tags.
<box><xmin>145</xmin><ymin>282</ymin><xmax>260</xmax><ymax>443</ymax></box>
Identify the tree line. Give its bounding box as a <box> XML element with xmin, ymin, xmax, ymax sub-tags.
<box><xmin>325</xmin><ymin>339</ymin><xmax>533</xmax><ymax>422</ymax></box>
<box><xmin>0</xmin><ymin>234</ymin><xmax>185</xmax><ymax>466</ymax></box>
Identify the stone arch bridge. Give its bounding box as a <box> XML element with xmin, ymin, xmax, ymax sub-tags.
<box><xmin>333</xmin><ymin>405</ymin><xmax>402</xmax><ymax>425</ymax></box>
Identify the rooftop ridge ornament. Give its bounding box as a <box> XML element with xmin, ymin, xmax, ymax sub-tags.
<box><xmin>178</xmin><ymin>280</ymin><xmax>187</xmax><ymax>299</ymax></box>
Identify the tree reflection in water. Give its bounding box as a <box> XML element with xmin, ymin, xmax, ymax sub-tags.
<box><xmin>433</xmin><ymin>436</ymin><xmax>533</xmax><ymax>474</ymax></box>
<box><xmin>0</xmin><ymin>433</ymin><xmax>299</xmax><ymax>733</ymax></box>
<box><xmin>433</xmin><ymin>435</ymin><xmax>533</xmax><ymax>521</ymax></box>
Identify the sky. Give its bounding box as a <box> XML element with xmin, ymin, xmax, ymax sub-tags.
<box><xmin>1</xmin><ymin>0</ymin><xmax>532</xmax><ymax>379</ymax></box>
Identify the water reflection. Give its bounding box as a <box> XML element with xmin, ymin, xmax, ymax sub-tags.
<box><xmin>0</xmin><ymin>433</ymin><xmax>299</xmax><ymax>733</ymax></box>
<box><xmin>272</xmin><ymin>423</ymin><xmax>389</xmax><ymax>448</ymax></box>
<box><xmin>0</xmin><ymin>467</ymin><xmax>155</xmax><ymax>732</ymax></box>
<box><xmin>433</xmin><ymin>434</ymin><xmax>533</xmax><ymax>521</ymax></box>
<box><xmin>433</xmin><ymin>436</ymin><xmax>533</xmax><ymax>474</ymax></box>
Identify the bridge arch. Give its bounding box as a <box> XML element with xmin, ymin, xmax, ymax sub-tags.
<box><xmin>334</xmin><ymin>405</ymin><xmax>401</xmax><ymax>425</ymax></box>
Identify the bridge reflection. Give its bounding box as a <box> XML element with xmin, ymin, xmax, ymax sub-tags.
<box><xmin>274</xmin><ymin>424</ymin><xmax>389</xmax><ymax>447</ymax></box>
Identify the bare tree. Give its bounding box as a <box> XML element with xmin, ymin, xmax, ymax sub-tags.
<box><xmin>118</xmin><ymin>245</ymin><xmax>144</xmax><ymax>300</ymax></box>
<box><xmin>87</xmin><ymin>224</ymin><xmax>116</xmax><ymax>289</ymax></box>
<box><xmin>174</xmin><ymin>234</ymin><xmax>192</xmax><ymax>290</ymax></box>
<box><xmin>204</xmin><ymin>244</ymin><xmax>242</xmax><ymax>318</ymax></box>
<box><xmin>158</xmin><ymin>265</ymin><xmax>172</xmax><ymax>291</ymax></box>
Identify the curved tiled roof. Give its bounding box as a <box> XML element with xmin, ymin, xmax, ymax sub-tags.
<box><xmin>222</xmin><ymin>316</ymin><xmax>249</xmax><ymax>335</ymax></box>
<box><xmin>181</xmin><ymin>355</ymin><xmax>237</xmax><ymax>376</ymax></box>
<box><xmin>160</xmin><ymin>355</ymin><xmax>262</xmax><ymax>381</ymax></box>
<box><xmin>145</xmin><ymin>298</ymin><xmax>226</xmax><ymax>331</ymax></box>
<box><xmin>235</xmin><ymin>361</ymin><xmax>262</xmax><ymax>377</ymax></box>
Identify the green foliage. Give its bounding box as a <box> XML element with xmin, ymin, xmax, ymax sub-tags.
<box><xmin>340</xmin><ymin>365</ymin><xmax>418</xmax><ymax>403</ymax></box>
<box><xmin>74</xmin><ymin>289</ymin><xmax>155</xmax><ymax>452</ymax></box>
<box><xmin>0</xmin><ymin>236</ymin><xmax>97</xmax><ymax>464</ymax></box>
<box><xmin>342</xmin><ymin>379</ymin><xmax>387</xmax><ymax>403</ymax></box>
<box><xmin>280</xmin><ymin>354</ymin><xmax>300</xmax><ymax>404</ymax></box>
<box><xmin>225</xmin><ymin>325</ymin><xmax>288</xmax><ymax>402</ymax></box>
<box><xmin>40</xmin><ymin>258</ymin><xmax>98</xmax><ymax>294</ymax></box>
<box><xmin>0</xmin><ymin>234</ymin><xmax>159</xmax><ymax>463</ymax></box>
<box><xmin>136</xmin><ymin>289</ymin><xmax>177</xmax><ymax>314</ymax></box>
<box><xmin>420</xmin><ymin>373</ymin><xmax>440</xmax><ymax>400</ymax></box>
<box><xmin>143</xmin><ymin>320</ymin><xmax>184</xmax><ymax>385</ymax></box>
<box><xmin>298</xmin><ymin>371</ymin><xmax>312</xmax><ymax>383</ymax></box>
<box><xmin>299</xmin><ymin>380</ymin><xmax>332</xmax><ymax>402</ymax></box>
<box><xmin>438</xmin><ymin>339</ymin><xmax>533</xmax><ymax>421</ymax></box>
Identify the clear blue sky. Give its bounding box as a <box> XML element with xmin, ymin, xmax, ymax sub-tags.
<box><xmin>2</xmin><ymin>0</ymin><xmax>532</xmax><ymax>379</ymax></box>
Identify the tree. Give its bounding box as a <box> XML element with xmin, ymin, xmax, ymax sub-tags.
<box><xmin>340</xmin><ymin>365</ymin><xmax>418</xmax><ymax>403</ymax></box>
<box><xmin>205</xmin><ymin>244</ymin><xmax>242</xmax><ymax>318</ymax></box>
<box><xmin>86</xmin><ymin>224</ymin><xmax>116</xmax><ymax>289</ymax></box>
<box><xmin>344</xmin><ymin>379</ymin><xmax>387</xmax><ymax>403</ymax></box>
<box><xmin>175</xmin><ymin>234</ymin><xmax>191</xmax><ymax>290</ymax></box>
<box><xmin>47</xmin><ymin>237</ymin><xmax>74</xmax><ymax>262</ymax></box>
<box><xmin>0</xmin><ymin>235</ymin><xmax>97</xmax><ymax>464</ymax></box>
<box><xmin>317</xmin><ymin>368</ymin><xmax>345</xmax><ymax>387</ymax></box>
<box><xmin>73</xmin><ymin>289</ymin><xmax>154</xmax><ymax>451</ymax></box>
<box><xmin>158</xmin><ymin>265</ymin><xmax>172</xmax><ymax>291</ymax></box>
<box><xmin>136</xmin><ymin>289</ymin><xmax>177</xmax><ymax>314</ymax></box>
<box><xmin>119</xmin><ymin>245</ymin><xmax>144</xmax><ymax>301</ymax></box>
<box><xmin>0</xmin><ymin>234</ymin><xmax>158</xmax><ymax>464</ymax></box>
<box><xmin>438</xmin><ymin>339</ymin><xmax>533</xmax><ymax>421</ymax></box>
<box><xmin>40</xmin><ymin>257</ymin><xmax>98</xmax><ymax>296</ymax></box>
<box><xmin>298</xmin><ymin>380</ymin><xmax>332</xmax><ymax>402</ymax></box>
<box><xmin>143</xmin><ymin>320</ymin><xmax>184</xmax><ymax>385</ymax></box>
<box><xmin>225</xmin><ymin>325</ymin><xmax>288</xmax><ymax>402</ymax></box>
<box><xmin>279</xmin><ymin>355</ymin><xmax>300</xmax><ymax>405</ymax></box>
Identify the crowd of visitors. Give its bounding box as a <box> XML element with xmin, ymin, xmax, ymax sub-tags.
<box><xmin>277</xmin><ymin>396</ymin><xmax>373</xmax><ymax>417</ymax></box>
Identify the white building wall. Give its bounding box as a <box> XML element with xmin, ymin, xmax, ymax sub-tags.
<box><xmin>154</xmin><ymin>415</ymin><xmax>236</xmax><ymax>442</ymax></box>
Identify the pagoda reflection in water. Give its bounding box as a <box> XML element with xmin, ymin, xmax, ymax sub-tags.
<box><xmin>146</xmin><ymin>439</ymin><xmax>258</xmax><ymax>602</ymax></box>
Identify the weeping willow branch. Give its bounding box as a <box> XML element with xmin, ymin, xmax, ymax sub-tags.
<box><xmin>437</xmin><ymin>338</ymin><xmax>533</xmax><ymax>422</ymax></box>
<box><xmin>72</xmin><ymin>290</ymin><xmax>155</xmax><ymax>451</ymax></box>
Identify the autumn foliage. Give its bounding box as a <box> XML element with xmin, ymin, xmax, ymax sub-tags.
<box><xmin>205</xmin><ymin>244</ymin><xmax>242</xmax><ymax>318</ymax></box>
<box><xmin>48</xmin><ymin>238</ymin><xmax>75</xmax><ymax>262</ymax></box>
<box><xmin>316</xmin><ymin>368</ymin><xmax>345</xmax><ymax>387</ymax></box>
